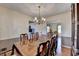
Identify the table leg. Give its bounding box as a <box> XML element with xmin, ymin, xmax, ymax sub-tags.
<box><xmin>11</xmin><ymin>44</ymin><xmax>15</xmax><ymax>55</ymax></box>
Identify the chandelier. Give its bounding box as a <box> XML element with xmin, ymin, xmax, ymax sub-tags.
<box><xmin>33</xmin><ymin>6</ymin><xmax>46</xmax><ymax>24</ymax></box>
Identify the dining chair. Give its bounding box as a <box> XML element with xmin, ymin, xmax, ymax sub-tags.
<box><xmin>36</xmin><ymin>32</ymin><xmax>39</xmax><ymax>40</ymax></box>
<box><xmin>45</xmin><ymin>40</ymin><xmax>51</xmax><ymax>56</ymax></box>
<box><xmin>40</xmin><ymin>42</ymin><xmax>48</xmax><ymax>56</ymax></box>
<box><xmin>20</xmin><ymin>34</ymin><xmax>27</xmax><ymax>45</ymax></box>
<box><xmin>36</xmin><ymin>43</ymin><xmax>44</xmax><ymax>56</ymax></box>
<box><xmin>25</xmin><ymin>33</ymin><xmax>28</xmax><ymax>40</ymax></box>
<box><xmin>31</xmin><ymin>33</ymin><xmax>36</xmax><ymax>41</ymax></box>
<box><xmin>50</xmin><ymin>36</ymin><xmax>56</xmax><ymax>56</ymax></box>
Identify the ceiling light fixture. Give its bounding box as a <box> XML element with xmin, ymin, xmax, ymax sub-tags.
<box><xmin>33</xmin><ymin>6</ymin><xmax>46</xmax><ymax>24</ymax></box>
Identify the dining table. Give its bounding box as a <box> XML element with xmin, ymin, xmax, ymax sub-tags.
<box><xmin>11</xmin><ymin>35</ymin><xmax>51</xmax><ymax>56</ymax></box>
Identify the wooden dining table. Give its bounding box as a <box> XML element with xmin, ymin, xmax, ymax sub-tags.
<box><xmin>11</xmin><ymin>35</ymin><xmax>51</xmax><ymax>56</ymax></box>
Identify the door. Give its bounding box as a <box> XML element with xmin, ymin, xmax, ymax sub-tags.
<box><xmin>57</xmin><ymin>25</ymin><xmax>61</xmax><ymax>37</ymax></box>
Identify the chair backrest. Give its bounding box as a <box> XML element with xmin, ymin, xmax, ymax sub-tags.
<box><xmin>37</xmin><ymin>42</ymin><xmax>47</xmax><ymax>56</ymax></box>
<box><xmin>20</xmin><ymin>34</ymin><xmax>24</xmax><ymax>42</ymax></box>
<box><xmin>25</xmin><ymin>33</ymin><xmax>28</xmax><ymax>40</ymax></box>
<box><xmin>41</xmin><ymin>42</ymin><xmax>47</xmax><ymax>56</ymax></box>
<box><xmin>46</xmin><ymin>40</ymin><xmax>51</xmax><ymax>48</ymax></box>
<box><xmin>50</xmin><ymin>36</ymin><xmax>58</xmax><ymax>56</ymax></box>
<box><xmin>20</xmin><ymin>33</ymin><xmax>28</xmax><ymax>45</ymax></box>
<box><xmin>47</xmin><ymin>32</ymin><xmax>53</xmax><ymax>39</ymax></box>
<box><xmin>31</xmin><ymin>33</ymin><xmax>36</xmax><ymax>41</ymax></box>
<box><xmin>20</xmin><ymin>33</ymin><xmax>28</xmax><ymax>40</ymax></box>
<box><xmin>37</xmin><ymin>43</ymin><xmax>44</xmax><ymax>56</ymax></box>
<box><xmin>43</xmin><ymin>40</ymin><xmax>51</xmax><ymax>56</ymax></box>
<box><xmin>35</xmin><ymin>32</ymin><xmax>39</xmax><ymax>40</ymax></box>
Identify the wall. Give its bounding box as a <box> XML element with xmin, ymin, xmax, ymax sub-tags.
<box><xmin>0</xmin><ymin>6</ymin><xmax>32</xmax><ymax>40</ymax></box>
<box><xmin>29</xmin><ymin>23</ymin><xmax>47</xmax><ymax>35</ymax></box>
<box><xmin>47</xmin><ymin>11</ymin><xmax>72</xmax><ymax>47</ymax></box>
<box><xmin>47</xmin><ymin>11</ymin><xmax>71</xmax><ymax>37</ymax></box>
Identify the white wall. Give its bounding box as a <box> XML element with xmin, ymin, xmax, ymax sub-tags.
<box><xmin>29</xmin><ymin>23</ymin><xmax>47</xmax><ymax>35</ymax></box>
<box><xmin>0</xmin><ymin>6</ymin><xmax>32</xmax><ymax>40</ymax></box>
<box><xmin>47</xmin><ymin>11</ymin><xmax>71</xmax><ymax>37</ymax></box>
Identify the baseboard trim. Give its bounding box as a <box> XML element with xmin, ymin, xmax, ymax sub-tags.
<box><xmin>62</xmin><ymin>45</ymin><xmax>71</xmax><ymax>48</ymax></box>
<box><xmin>0</xmin><ymin>36</ymin><xmax>19</xmax><ymax>40</ymax></box>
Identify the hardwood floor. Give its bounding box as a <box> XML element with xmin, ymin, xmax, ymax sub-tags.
<box><xmin>62</xmin><ymin>47</ymin><xmax>71</xmax><ymax>56</ymax></box>
<box><xmin>0</xmin><ymin>47</ymin><xmax>71</xmax><ymax>56</ymax></box>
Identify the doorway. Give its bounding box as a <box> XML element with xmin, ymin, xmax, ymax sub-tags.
<box><xmin>56</xmin><ymin>24</ymin><xmax>62</xmax><ymax>55</ymax></box>
<box><xmin>57</xmin><ymin>25</ymin><xmax>61</xmax><ymax>37</ymax></box>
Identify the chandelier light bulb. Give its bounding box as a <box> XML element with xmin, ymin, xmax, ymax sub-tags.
<box><xmin>44</xmin><ymin>18</ymin><xmax>46</xmax><ymax>21</ymax></box>
<box><xmin>35</xmin><ymin>17</ymin><xmax>37</xmax><ymax>20</ymax></box>
<box><xmin>34</xmin><ymin>17</ymin><xmax>37</xmax><ymax>22</ymax></box>
<box><xmin>36</xmin><ymin>19</ymin><xmax>38</xmax><ymax>22</ymax></box>
<box><xmin>42</xmin><ymin>17</ymin><xmax>46</xmax><ymax>21</ymax></box>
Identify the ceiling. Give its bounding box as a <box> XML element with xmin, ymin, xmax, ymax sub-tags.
<box><xmin>0</xmin><ymin>3</ymin><xmax>71</xmax><ymax>17</ymax></box>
